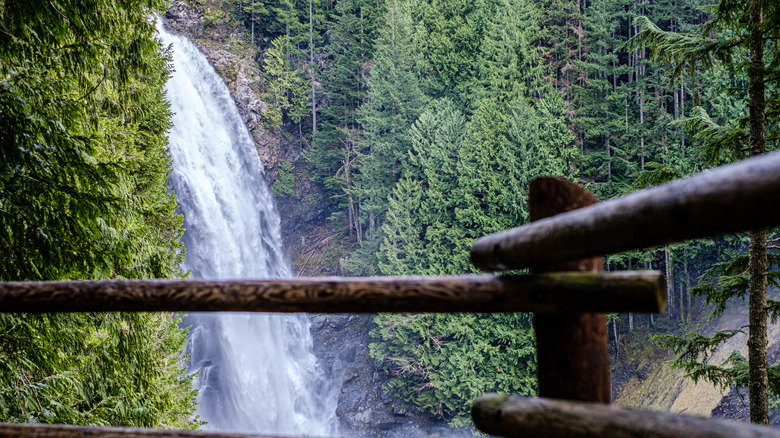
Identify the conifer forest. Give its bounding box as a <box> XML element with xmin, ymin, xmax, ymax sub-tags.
<box><xmin>1</xmin><ymin>0</ymin><xmax>780</xmax><ymax>434</ymax></box>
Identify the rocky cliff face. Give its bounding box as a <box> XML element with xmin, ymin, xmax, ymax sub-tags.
<box><xmin>611</xmin><ymin>291</ymin><xmax>780</xmax><ymax>425</ymax></box>
<box><xmin>309</xmin><ymin>314</ymin><xmax>478</xmax><ymax>437</ymax></box>
<box><xmin>164</xmin><ymin>1</ymin><xmax>289</xmax><ymax>180</ymax></box>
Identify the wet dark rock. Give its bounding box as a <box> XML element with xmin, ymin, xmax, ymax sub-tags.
<box><xmin>308</xmin><ymin>314</ymin><xmax>476</xmax><ymax>437</ymax></box>
<box><xmin>711</xmin><ymin>385</ymin><xmax>750</xmax><ymax>422</ymax></box>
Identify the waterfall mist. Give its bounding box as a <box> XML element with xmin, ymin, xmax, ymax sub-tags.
<box><xmin>158</xmin><ymin>21</ymin><xmax>338</xmax><ymax>436</ymax></box>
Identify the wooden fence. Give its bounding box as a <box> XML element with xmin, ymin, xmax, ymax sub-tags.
<box><xmin>2</xmin><ymin>151</ymin><xmax>780</xmax><ymax>437</ymax></box>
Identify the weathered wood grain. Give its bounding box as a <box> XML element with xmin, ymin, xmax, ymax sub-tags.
<box><xmin>471</xmin><ymin>394</ymin><xmax>780</xmax><ymax>438</ymax></box>
<box><xmin>471</xmin><ymin>150</ymin><xmax>780</xmax><ymax>271</ymax></box>
<box><xmin>0</xmin><ymin>272</ymin><xmax>664</xmax><ymax>313</ymax></box>
<box><xmin>529</xmin><ymin>177</ymin><xmax>610</xmax><ymax>404</ymax></box>
<box><xmin>0</xmin><ymin>423</ymin><xmax>314</xmax><ymax>438</ymax></box>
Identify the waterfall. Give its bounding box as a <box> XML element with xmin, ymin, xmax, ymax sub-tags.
<box><xmin>157</xmin><ymin>21</ymin><xmax>338</xmax><ymax>436</ymax></box>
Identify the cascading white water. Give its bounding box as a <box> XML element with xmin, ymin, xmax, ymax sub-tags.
<box><xmin>158</xmin><ymin>21</ymin><xmax>338</xmax><ymax>436</ymax></box>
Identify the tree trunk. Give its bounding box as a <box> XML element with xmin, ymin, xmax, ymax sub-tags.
<box><xmin>665</xmin><ymin>247</ymin><xmax>674</xmax><ymax>316</ymax></box>
<box><xmin>606</xmin><ymin>135</ymin><xmax>612</xmax><ymax>192</ymax></box>
<box><xmin>639</xmin><ymin>91</ymin><xmax>645</xmax><ymax>170</ymax></box>
<box><xmin>679</xmin><ymin>267</ymin><xmax>685</xmax><ymax>323</ymax></box>
<box><xmin>685</xmin><ymin>260</ymin><xmax>692</xmax><ymax>323</ymax></box>
<box><xmin>747</xmin><ymin>0</ymin><xmax>768</xmax><ymax>424</ymax></box>
<box><xmin>309</xmin><ymin>0</ymin><xmax>317</xmax><ymax>134</ymax></box>
<box><xmin>251</xmin><ymin>0</ymin><xmax>255</xmax><ymax>44</ymax></box>
<box><xmin>614</xmin><ymin>318</ymin><xmax>619</xmax><ymax>363</ymax></box>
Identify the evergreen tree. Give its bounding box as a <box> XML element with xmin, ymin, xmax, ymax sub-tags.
<box><xmin>241</xmin><ymin>0</ymin><xmax>270</xmax><ymax>44</ymax></box>
<box><xmin>406</xmin><ymin>0</ymin><xmax>483</xmax><ymax>104</ymax></box>
<box><xmin>378</xmin><ymin>99</ymin><xmax>470</xmax><ymax>275</ymax></box>
<box><xmin>261</xmin><ymin>35</ymin><xmax>309</xmax><ymax>129</ymax></box>
<box><xmin>308</xmin><ymin>0</ymin><xmax>381</xmax><ymax>236</ymax></box>
<box><xmin>635</xmin><ymin>0</ymin><xmax>780</xmax><ymax>422</ymax></box>
<box><xmin>369</xmin><ymin>313</ymin><xmax>536</xmax><ymax>427</ymax></box>
<box><xmin>469</xmin><ymin>0</ymin><xmax>544</xmax><ymax>106</ymax></box>
<box><xmin>355</xmin><ymin>0</ymin><xmax>427</xmax><ymax>240</ymax></box>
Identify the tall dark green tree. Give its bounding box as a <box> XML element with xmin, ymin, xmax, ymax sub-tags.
<box><xmin>635</xmin><ymin>0</ymin><xmax>780</xmax><ymax>422</ymax></box>
<box><xmin>355</xmin><ymin>0</ymin><xmax>427</xmax><ymax>240</ymax></box>
<box><xmin>378</xmin><ymin>99</ymin><xmax>469</xmax><ymax>275</ymax></box>
<box><xmin>308</xmin><ymin>0</ymin><xmax>381</xmax><ymax>237</ymax></box>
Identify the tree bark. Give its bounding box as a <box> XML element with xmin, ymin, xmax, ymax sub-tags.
<box><xmin>606</xmin><ymin>135</ymin><xmax>612</xmax><ymax>191</ymax></box>
<box><xmin>471</xmin><ymin>394</ymin><xmax>780</xmax><ymax>438</ymax></box>
<box><xmin>471</xmin><ymin>153</ymin><xmax>780</xmax><ymax>272</ymax></box>
<box><xmin>747</xmin><ymin>0</ymin><xmax>768</xmax><ymax>424</ymax></box>
<box><xmin>0</xmin><ymin>272</ymin><xmax>665</xmax><ymax>314</ymax></box>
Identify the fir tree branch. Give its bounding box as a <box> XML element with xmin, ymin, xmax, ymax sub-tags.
<box><xmin>768</xmin><ymin>300</ymin><xmax>780</xmax><ymax>324</ymax></box>
<box><xmin>629</xmin><ymin>16</ymin><xmax>747</xmax><ymax>79</ymax></box>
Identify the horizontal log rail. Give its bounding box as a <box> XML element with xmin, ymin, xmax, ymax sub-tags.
<box><xmin>472</xmin><ymin>150</ymin><xmax>780</xmax><ymax>271</ymax></box>
<box><xmin>0</xmin><ymin>423</ymin><xmax>320</xmax><ymax>438</ymax></box>
<box><xmin>0</xmin><ymin>271</ymin><xmax>664</xmax><ymax>313</ymax></box>
<box><xmin>471</xmin><ymin>394</ymin><xmax>780</xmax><ymax>438</ymax></box>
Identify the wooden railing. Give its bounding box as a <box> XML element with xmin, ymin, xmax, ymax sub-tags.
<box><xmin>2</xmin><ymin>150</ymin><xmax>780</xmax><ymax>438</ymax></box>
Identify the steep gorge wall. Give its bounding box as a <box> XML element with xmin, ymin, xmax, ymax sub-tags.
<box><xmin>612</xmin><ymin>292</ymin><xmax>780</xmax><ymax>424</ymax></box>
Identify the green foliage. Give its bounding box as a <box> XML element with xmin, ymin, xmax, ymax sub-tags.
<box><xmin>272</xmin><ymin>159</ymin><xmax>296</xmax><ymax>198</ymax></box>
<box><xmin>307</xmin><ymin>0</ymin><xmax>381</xmax><ymax>216</ymax></box>
<box><xmin>657</xmin><ymin>331</ymin><xmax>780</xmax><ymax>398</ymax></box>
<box><xmin>261</xmin><ymin>35</ymin><xmax>308</xmax><ymax>129</ymax></box>
<box><xmin>219</xmin><ymin>0</ymin><xmax>780</xmax><ymax>425</ymax></box>
<box><xmin>349</xmin><ymin>0</ymin><xmax>574</xmax><ymax>424</ymax></box>
<box><xmin>355</xmin><ymin>0</ymin><xmax>428</xmax><ymax>236</ymax></box>
<box><xmin>0</xmin><ymin>313</ymin><xmax>199</xmax><ymax>428</ymax></box>
<box><xmin>0</xmin><ymin>0</ymin><xmax>186</xmax><ymax>280</ymax></box>
<box><xmin>690</xmin><ymin>253</ymin><xmax>780</xmax><ymax>317</ymax></box>
<box><xmin>0</xmin><ymin>0</ymin><xmax>197</xmax><ymax>428</ymax></box>
<box><xmin>378</xmin><ymin>99</ymin><xmax>470</xmax><ymax>275</ymax></box>
<box><xmin>204</xmin><ymin>9</ymin><xmax>227</xmax><ymax>27</ymax></box>
<box><xmin>369</xmin><ymin>313</ymin><xmax>536</xmax><ymax>427</ymax></box>
<box><xmin>679</xmin><ymin>106</ymin><xmax>748</xmax><ymax>166</ymax></box>
<box><xmin>632</xmin><ymin>162</ymin><xmax>684</xmax><ymax>189</ymax></box>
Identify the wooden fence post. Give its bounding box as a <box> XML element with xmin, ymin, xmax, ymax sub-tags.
<box><xmin>530</xmin><ymin>177</ymin><xmax>610</xmax><ymax>403</ymax></box>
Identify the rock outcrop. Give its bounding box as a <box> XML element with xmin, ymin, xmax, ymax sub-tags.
<box><xmin>309</xmin><ymin>314</ymin><xmax>478</xmax><ymax>437</ymax></box>
<box><xmin>164</xmin><ymin>0</ymin><xmax>290</xmax><ymax>181</ymax></box>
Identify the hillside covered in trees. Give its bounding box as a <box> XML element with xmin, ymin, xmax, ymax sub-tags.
<box><xmin>205</xmin><ymin>0</ymin><xmax>780</xmax><ymax>427</ymax></box>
